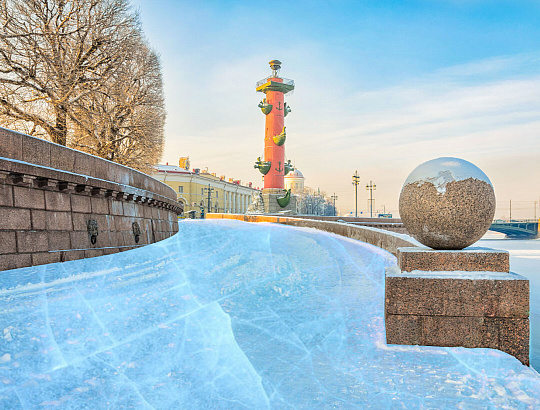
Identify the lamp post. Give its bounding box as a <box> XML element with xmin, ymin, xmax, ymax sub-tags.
<box><xmin>204</xmin><ymin>184</ymin><xmax>214</xmax><ymax>213</ymax></box>
<box><xmin>352</xmin><ymin>170</ymin><xmax>360</xmax><ymax>217</ymax></box>
<box><xmin>331</xmin><ymin>193</ymin><xmax>338</xmax><ymax>216</ymax></box>
<box><xmin>366</xmin><ymin>181</ymin><xmax>376</xmax><ymax>218</ymax></box>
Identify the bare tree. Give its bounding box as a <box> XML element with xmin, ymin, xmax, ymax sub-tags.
<box><xmin>297</xmin><ymin>186</ymin><xmax>336</xmax><ymax>216</ymax></box>
<box><xmin>0</xmin><ymin>0</ymin><xmax>140</xmax><ymax>145</ymax></box>
<box><xmin>71</xmin><ymin>38</ymin><xmax>165</xmax><ymax>171</ymax></box>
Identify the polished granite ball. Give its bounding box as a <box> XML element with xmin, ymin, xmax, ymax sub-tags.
<box><xmin>399</xmin><ymin>157</ymin><xmax>496</xmax><ymax>250</ymax></box>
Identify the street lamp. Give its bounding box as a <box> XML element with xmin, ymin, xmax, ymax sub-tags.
<box><xmin>331</xmin><ymin>193</ymin><xmax>338</xmax><ymax>217</ymax></box>
<box><xmin>366</xmin><ymin>181</ymin><xmax>376</xmax><ymax>218</ymax></box>
<box><xmin>352</xmin><ymin>170</ymin><xmax>360</xmax><ymax>217</ymax></box>
<box><xmin>204</xmin><ymin>184</ymin><xmax>214</xmax><ymax>213</ymax></box>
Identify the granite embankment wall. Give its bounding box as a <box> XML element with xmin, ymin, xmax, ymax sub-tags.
<box><xmin>290</xmin><ymin>215</ymin><xmax>408</xmax><ymax>234</ymax></box>
<box><xmin>206</xmin><ymin>213</ymin><xmax>417</xmax><ymax>256</ymax></box>
<box><xmin>0</xmin><ymin>127</ymin><xmax>182</xmax><ymax>271</ymax></box>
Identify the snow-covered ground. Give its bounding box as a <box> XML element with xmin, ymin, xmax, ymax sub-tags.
<box><xmin>1</xmin><ymin>220</ymin><xmax>540</xmax><ymax>408</ymax></box>
<box><xmin>478</xmin><ymin>233</ymin><xmax>540</xmax><ymax>371</ymax></box>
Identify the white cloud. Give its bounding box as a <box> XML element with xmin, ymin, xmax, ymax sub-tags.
<box><xmin>285</xmin><ymin>56</ymin><xmax>540</xmax><ymax>216</ymax></box>
<box><xmin>159</xmin><ymin>48</ymin><xmax>540</xmax><ymax>217</ymax></box>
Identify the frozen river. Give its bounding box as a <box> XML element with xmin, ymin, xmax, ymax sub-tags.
<box><xmin>1</xmin><ymin>220</ymin><xmax>540</xmax><ymax>408</ymax></box>
<box><xmin>478</xmin><ymin>234</ymin><xmax>540</xmax><ymax>371</ymax></box>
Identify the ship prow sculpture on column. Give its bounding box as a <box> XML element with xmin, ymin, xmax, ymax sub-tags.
<box><xmin>250</xmin><ymin>60</ymin><xmax>297</xmax><ymax>214</ymax></box>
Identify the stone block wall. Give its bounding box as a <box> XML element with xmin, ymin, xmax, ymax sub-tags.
<box><xmin>385</xmin><ymin>268</ymin><xmax>529</xmax><ymax>365</ymax></box>
<box><xmin>0</xmin><ymin>127</ymin><xmax>172</xmax><ymax>198</ymax></box>
<box><xmin>0</xmin><ymin>128</ymin><xmax>182</xmax><ymax>271</ymax></box>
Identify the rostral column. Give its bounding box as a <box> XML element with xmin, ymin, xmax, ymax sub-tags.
<box><xmin>254</xmin><ymin>60</ymin><xmax>295</xmax><ymax>212</ymax></box>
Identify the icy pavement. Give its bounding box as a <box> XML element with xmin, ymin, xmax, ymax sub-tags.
<box><xmin>1</xmin><ymin>220</ymin><xmax>540</xmax><ymax>409</ymax></box>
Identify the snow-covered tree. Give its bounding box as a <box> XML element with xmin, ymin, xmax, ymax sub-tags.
<box><xmin>0</xmin><ymin>0</ymin><xmax>165</xmax><ymax>171</ymax></box>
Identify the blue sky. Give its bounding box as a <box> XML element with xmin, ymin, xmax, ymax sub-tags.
<box><xmin>132</xmin><ymin>0</ymin><xmax>540</xmax><ymax>217</ymax></box>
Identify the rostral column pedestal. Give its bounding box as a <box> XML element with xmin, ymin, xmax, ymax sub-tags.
<box><xmin>254</xmin><ymin>60</ymin><xmax>296</xmax><ymax>213</ymax></box>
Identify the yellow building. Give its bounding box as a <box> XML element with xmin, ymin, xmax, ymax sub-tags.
<box><xmin>152</xmin><ymin>163</ymin><xmax>261</xmax><ymax>215</ymax></box>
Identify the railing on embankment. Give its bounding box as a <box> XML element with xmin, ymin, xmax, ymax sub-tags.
<box><xmin>0</xmin><ymin>127</ymin><xmax>182</xmax><ymax>271</ymax></box>
<box><xmin>206</xmin><ymin>214</ymin><xmax>417</xmax><ymax>256</ymax></box>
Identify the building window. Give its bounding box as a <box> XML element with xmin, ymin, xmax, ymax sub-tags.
<box><xmin>215</xmin><ymin>191</ymin><xmax>218</xmax><ymax>198</ymax></box>
<box><xmin>201</xmin><ymin>188</ymin><xmax>204</xmax><ymax>196</ymax></box>
<box><xmin>178</xmin><ymin>186</ymin><xmax>183</xmax><ymax>193</ymax></box>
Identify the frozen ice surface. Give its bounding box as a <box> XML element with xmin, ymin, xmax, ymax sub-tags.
<box><xmin>1</xmin><ymin>220</ymin><xmax>540</xmax><ymax>409</ymax></box>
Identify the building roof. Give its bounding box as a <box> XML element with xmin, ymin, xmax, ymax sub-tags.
<box><xmin>285</xmin><ymin>169</ymin><xmax>304</xmax><ymax>179</ymax></box>
<box><xmin>155</xmin><ymin>164</ymin><xmax>192</xmax><ymax>174</ymax></box>
<box><xmin>153</xmin><ymin>164</ymin><xmax>260</xmax><ymax>190</ymax></box>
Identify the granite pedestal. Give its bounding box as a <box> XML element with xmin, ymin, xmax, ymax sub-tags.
<box><xmin>385</xmin><ymin>247</ymin><xmax>530</xmax><ymax>365</ymax></box>
<box><xmin>397</xmin><ymin>247</ymin><xmax>510</xmax><ymax>272</ymax></box>
<box><xmin>262</xmin><ymin>188</ymin><xmax>297</xmax><ymax>214</ymax></box>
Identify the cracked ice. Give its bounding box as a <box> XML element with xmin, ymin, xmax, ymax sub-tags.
<box><xmin>0</xmin><ymin>219</ymin><xmax>539</xmax><ymax>408</ymax></box>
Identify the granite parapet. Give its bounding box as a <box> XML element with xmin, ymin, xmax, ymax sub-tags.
<box><xmin>0</xmin><ymin>128</ymin><xmax>182</xmax><ymax>271</ymax></box>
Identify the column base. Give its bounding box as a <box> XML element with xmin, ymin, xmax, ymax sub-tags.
<box><xmin>262</xmin><ymin>188</ymin><xmax>297</xmax><ymax>214</ymax></box>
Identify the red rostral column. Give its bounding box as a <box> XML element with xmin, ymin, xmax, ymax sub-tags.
<box><xmin>255</xmin><ymin>60</ymin><xmax>294</xmax><ymax>189</ymax></box>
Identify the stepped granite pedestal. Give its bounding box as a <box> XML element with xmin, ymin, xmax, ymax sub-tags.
<box><xmin>385</xmin><ymin>247</ymin><xmax>529</xmax><ymax>365</ymax></box>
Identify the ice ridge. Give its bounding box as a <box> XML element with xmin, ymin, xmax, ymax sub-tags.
<box><xmin>0</xmin><ymin>219</ymin><xmax>539</xmax><ymax>408</ymax></box>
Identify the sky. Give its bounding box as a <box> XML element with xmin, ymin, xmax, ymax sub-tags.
<box><xmin>131</xmin><ymin>0</ymin><xmax>540</xmax><ymax>218</ymax></box>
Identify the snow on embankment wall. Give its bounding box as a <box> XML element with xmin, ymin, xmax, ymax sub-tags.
<box><xmin>207</xmin><ymin>213</ymin><xmax>418</xmax><ymax>256</ymax></box>
<box><xmin>0</xmin><ymin>127</ymin><xmax>182</xmax><ymax>271</ymax></box>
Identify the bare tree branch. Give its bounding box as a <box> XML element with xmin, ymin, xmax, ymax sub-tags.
<box><xmin>0</xmin><ymin>0</ymin><xmax>142</xmax><ymax>146</ymax></box>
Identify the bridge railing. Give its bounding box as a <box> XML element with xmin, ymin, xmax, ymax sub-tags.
<box><xmin>492</xmin><ymin>219</ymin><xmax>539</xmax><ymax>224</ymax></box>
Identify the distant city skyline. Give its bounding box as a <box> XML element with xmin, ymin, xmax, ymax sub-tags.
<box><xmin>131</xmin><ymin>0</ymin><xmax>540</xmax><ymax>218</ymax></box>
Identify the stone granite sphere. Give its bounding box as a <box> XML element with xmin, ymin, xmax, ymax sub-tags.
<box><xmin>399</xmin><ymin>157</ymin><xmax>496</xmax><ymax>250</ymax></box>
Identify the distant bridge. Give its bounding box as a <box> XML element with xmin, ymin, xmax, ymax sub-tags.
<box><xmin>294</xmin><ymin>215</ymin><xmax>540</xmax><ymax>240</ymax></box>
<box><xmin>489</xmin><ymin>220</ymin><xmax>539</xmax><ymax>239</ymax></box>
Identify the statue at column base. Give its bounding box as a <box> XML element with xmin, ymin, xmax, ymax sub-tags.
<box><xmin>246</xmin><ymin>191</ymin><xmax>265</xmax><ymax>214</ymax></box>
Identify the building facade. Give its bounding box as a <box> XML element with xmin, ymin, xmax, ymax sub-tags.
<box><xmin>152</xmin><ymin>164</ymin><xmax>261</xmax><ymax>215</ymax></box>
<box><xmin>284</xmin><ymin>169</ymin><xmax>305</xmax><ymax>193</ymax></box>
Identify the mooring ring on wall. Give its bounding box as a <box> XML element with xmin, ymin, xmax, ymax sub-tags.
<box><xmin>87</xmin><ymin>220</ymin><xmax>98</xmax><ymax>245</ymax></box>
<box><xmin>132</xmin><ymin>222</ymin><xmax>142</xmax><ymax>244</ymax></box>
